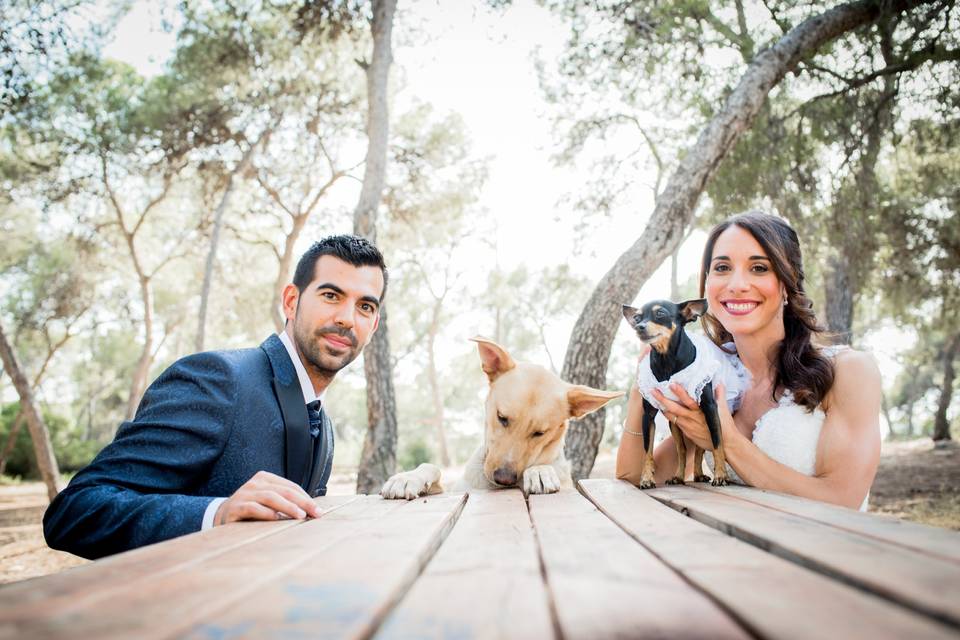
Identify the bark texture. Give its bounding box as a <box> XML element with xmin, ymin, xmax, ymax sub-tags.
<box><xmin>933</xmin><ymin>334</ymin><xmax>958</xmax><ymax>442</ymax></box>
<box><xmin>0</xmin><ymin>322</ymin><xmax>61</xmax><ymax>500</ymax></box>
<box><xmin>354</xmin><ymin>0</ymin><xmax>398</xmax><ymax>494</ymax></box>
<box><xmin>824</xmin><ymin>249</ymin><xmax>855</xmax><ymax>345</ymax></box>
<box><xmin>562</xmin><ymin>0</ymin><xmax>929</xmax><ymax>479</ymax></box>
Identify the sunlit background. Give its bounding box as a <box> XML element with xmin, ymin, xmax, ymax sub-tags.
<box><xmin>4</xmin><ymin>0</ymin><xmax>953</xmax><ymax>483</ymax></box>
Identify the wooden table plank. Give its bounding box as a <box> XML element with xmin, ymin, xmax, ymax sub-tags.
<box><xmin>581</xmin><ymin>480</ymin><xmax>959</xmax><ymax>640</ymax></box>
<box><xmin>0</xmin><ymin>495</ymin><xmax>404</xmax><ymax>640</ymax></box>
<box><xmin>0</xmin><ymin>495</ymin><xmax>358</xmax><ymax>619</ymax></box>
<box><xmin>644</xmin><ymin>483</ymin><xmax>960</xmax><ymax>632</ymax></box>
<box><xmin>700</xmin><ymin>484</ymin><xmax>960</xmax><ymax>564</ymax></box>
<box><xmin>375</xmin><ymin>490</ymin><xmax>555</xmax><ymax>640</ymax></box>
<box><xmin>180</xmin><ymin>492</ymin><xmax>467</xmax><ymax>640</ymax></box>
<box><xmin>530</xmin><ymin>488</ymin><xmax>749</xmax><ymax>640</ymax></box>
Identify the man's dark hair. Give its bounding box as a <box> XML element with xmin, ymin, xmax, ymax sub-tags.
<box><xmin>293</xmin><ymin>235</ymin><xmax>388</xmax><ymax>300</ymax></box>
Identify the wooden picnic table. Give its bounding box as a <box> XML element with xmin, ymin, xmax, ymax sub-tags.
<box><xmin>2</xmin><ymin>479</ymin><xmax>959</xmax><ymax>639</ymax></box>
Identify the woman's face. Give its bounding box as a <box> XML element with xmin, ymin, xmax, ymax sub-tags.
<box><xmin>705</xmin><ymin>224</ymin><xmax>786</xmax><ymax>342</ymax></box>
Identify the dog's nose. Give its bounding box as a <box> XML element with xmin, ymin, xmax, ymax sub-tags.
<box><xmin>492</xmin><ymin>467</ymin><xmax>517</xmax><ymax>486</ymax></box>
<box><xmin>638</xmin><ymin>321</ymin><xmax>648</xmax><ymax>332</ymax></box>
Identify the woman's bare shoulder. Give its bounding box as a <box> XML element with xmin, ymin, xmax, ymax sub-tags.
<box><xmin>823</xmin><ymin>347</ymin><xmax>881</xmax><ymax>413</ymax></box>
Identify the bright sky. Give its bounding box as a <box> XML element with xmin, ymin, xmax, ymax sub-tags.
<box><xmin>101</xmin><ymin>0</ymin><xmax>904</xmax><ymax>403</ymax></box>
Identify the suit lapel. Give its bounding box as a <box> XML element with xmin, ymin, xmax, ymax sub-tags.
<box><xmin>261</xmin><ymin>335</ymin><xmax>311</xmax><ymax>489</ymax></box>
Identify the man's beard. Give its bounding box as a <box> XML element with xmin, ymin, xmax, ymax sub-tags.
<box><xmin>293</xmin><ymin>316</ymin><xmax>360</xmax><ymax>380</ymax></box>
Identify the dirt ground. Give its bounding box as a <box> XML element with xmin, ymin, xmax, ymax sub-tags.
<box><xmin>1</xmin><ymin>438</ymin><xmax>957</xmax><ymax>586</ymax></box>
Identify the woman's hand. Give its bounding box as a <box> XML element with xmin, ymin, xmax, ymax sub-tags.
<box><xmin>651</xmin><ymin>383</ymin><xmax>737</xmax><ymax>451</ymax></box>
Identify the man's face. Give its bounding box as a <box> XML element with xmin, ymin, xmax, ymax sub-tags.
<box><xmin>283</xmin><ymin>255</ymin><xmax>384</xmax><ymax>380</ymax></box>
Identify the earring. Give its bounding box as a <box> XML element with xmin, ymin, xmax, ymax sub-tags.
<box><xmin>782</xmin><ymin>297</ymin><xmax>788</xmax><ymax>306</ymax></box>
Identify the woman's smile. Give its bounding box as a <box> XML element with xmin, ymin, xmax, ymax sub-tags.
<box><xmin>720</xmin><ymin>299</ymin><xmax>761</xmax><ymax>315</ymax></box>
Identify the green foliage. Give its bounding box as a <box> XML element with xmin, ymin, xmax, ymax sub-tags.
<box><xmin>0</xmin><ymin>403</ymin><xmax>98</xmax><ymax>478</ymax></box>
<box><xmin>398</xmin><ymin>439</ymin><xmax>433</xmax><ymax>471</ymax></box>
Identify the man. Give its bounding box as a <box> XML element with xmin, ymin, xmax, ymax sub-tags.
<box><xmin>43</xmin><ymin>235</ymin><xmax>386</xmax><ymax>559</ymax></box>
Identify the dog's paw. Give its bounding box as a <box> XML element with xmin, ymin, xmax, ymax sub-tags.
<box><xmin>639</xmin><ymin>478</ymin><xmax>657</xmax><ymax>490</ymax></box>
<box><xmin>711</xmin><ymin>475</ymin><xmax>729</xmax><ymax>487</ymax></box>
<box><xmin>665</xmin><ymin>476</ymin><xmax>685</xmax><ymax>485</ymax></box>
<box><xmin>693</xmin><ymin>474</ymin><xmax>712</xmax><ymax>483</ymax></box>
<box><xmin>380</xmin><ymin>464</ymin><xmax>442</xmax><ymax>500</ymax></box>
<box><xmin>522</xmin><ymin>465</ymin><xmax>561</xmax><ymax>496</ymax></box>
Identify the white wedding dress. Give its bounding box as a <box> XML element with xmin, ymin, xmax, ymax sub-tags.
<box><xmin>703</xmin><ymin>347</ymin><xmax>870</xmax><ymax>511</ymax></box>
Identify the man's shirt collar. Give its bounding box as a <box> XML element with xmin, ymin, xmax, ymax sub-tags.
<box><xmin>277</xmin><ymin>330</ymin><xmax>324</xmax><ymax>406</ymax></box>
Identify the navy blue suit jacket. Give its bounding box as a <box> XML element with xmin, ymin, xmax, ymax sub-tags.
<box><xmin>43</xmin><ymin>335</ymin><xmax>334</xmax><ymax>559</ymax></box>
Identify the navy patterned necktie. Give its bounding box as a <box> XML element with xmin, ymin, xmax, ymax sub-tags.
<box><xmin>306</xmin><ymin>400</ymin><xmax>323</xmax><ymax>439</ymax></box>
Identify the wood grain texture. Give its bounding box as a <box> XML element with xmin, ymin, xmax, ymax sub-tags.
<box><xmin>375</xmin><ymin>490</ymin><xmax>555</xmax><ymax>640</ymax></box>
<box><xmin>0</xmin><ymin>495</ymin><xmax>397</xmax><ymax>640</ymax></box>
<box><xmin>530</xmin><ymin>488</ymin><xmax>749</xmax><ymax>640</ymax></box>
<box><xmin>643</xmin><ymin>487</ymin><xmax>960</xmax><ymax>637</ymax></box>
<box><xmin>181</xmin><ymin>492</ymin><xmax>467</xmax><ymax>640</ymax></box>
<box><xmin>700</xmin><ymin>484</ymin><xmax>960</xmax><ymax>564</ymax></box>
<box><xmin>0</xmin><ymin>495</ymin><xmax>357</xmax><ymax>620</ymax></box>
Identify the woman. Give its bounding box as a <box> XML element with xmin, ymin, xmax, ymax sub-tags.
<box><xmin>616</xmin><ymin>211</ymin><xmax>880</xmax><ymax>509</ymax></box>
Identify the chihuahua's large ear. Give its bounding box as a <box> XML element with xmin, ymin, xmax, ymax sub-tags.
<box><xmin>470</xmin><ymin>336</ymin><xmax>516</xmax><ymax>383</ymax></box>
<box><xmin>621</xmin><ymin>304</ymin><xmax>639</xmax><ymax>323</ymax></box>
<box><xmin>677</xmin><ymin>298</ymin><xmax>708</xmax><ymax>324</ymax></box>
<box><xmin>567</xmin><ymin>386</ymin><xmax>625</xmax><ymax>419</ymax></box>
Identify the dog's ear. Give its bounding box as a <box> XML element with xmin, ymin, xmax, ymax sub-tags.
<box><xmin>567</xmin><ymin>386</ymin><xmax>625</xmax><ymax>419</ymax></box>
<box><xmin>469</xmin><ymin>336</ymin><xmax>516</xmax><ymax>383</ymax></box>
<box><xmin>677</xmin><ymin>298</ymin><xmax>708</xmax><ymax>324</ymax></box>
<box><xmin>621</xmin><ymin>304</ymin><xmax>639</xmax><ymax>323</ymax></box>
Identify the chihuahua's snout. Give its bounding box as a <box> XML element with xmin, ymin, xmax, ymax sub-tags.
<box><xmin>492</xmin><ymin>467</ymin><xmax>518</xmax><ymax>486</ymax></box>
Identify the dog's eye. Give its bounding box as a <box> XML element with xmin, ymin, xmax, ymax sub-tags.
<box><xmin>497</xmin><ymin>412</ymin><xmax>509</xmax><ymax>427</ymax></box>
<box><xmin>531</xmin><ymin>431</ymin><xmax>544</xmax><ymax>438</ymax></box>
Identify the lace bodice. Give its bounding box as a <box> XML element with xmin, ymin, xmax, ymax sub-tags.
<box><xmin>705</xmin><ymin>390</ymin><xmax>823</xmax><ymax>483</ymax></box>
<box><xmin>704</xmin><ymin>382</ymin><xmax>869</xmax><ymax>512</ymax></box>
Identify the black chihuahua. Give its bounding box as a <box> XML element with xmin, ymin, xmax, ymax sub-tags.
<box><xmin>621</xmin><ymin>299</ymin><xmax>729</xmax><ymax>489</ymax></box>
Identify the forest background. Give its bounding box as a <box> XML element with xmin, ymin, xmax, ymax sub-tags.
<box><xmin>1</xmin><ymin>0</ymin><xmax>958</xmax><ymax>498</ymax></box>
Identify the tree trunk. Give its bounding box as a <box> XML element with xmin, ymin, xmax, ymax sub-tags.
<box><xmin>0</xmin><ymin>322</ymin><xmax>61</xmax><ymax>500</ymax></box>
<box><xmin>0</xmin><ymin>334</ymin><xmax>66</xmax><ymax>475</ymax></box>
<box><xmin>880</xmin><ymin>388</ymin><xmax>895</xmax><ymax>439</ymax></box>
<box><xmin>823</xmin><ymin>70</ymin><xmax>894</xmax><ymax>346</ymax></box>
<box><xmin>271</xmin><ymin>214</ymin><xmax>309</xmax><ymax>332</ymax></box>
<box><xmin>933</xmin><ymin>334</ymin><xmax>958</xmax><ymax>442</ymax></box>
<box><xmin>125</xmin><ymin>275</ymin><xmax>154</xmax><ymax>421</ymax></box>
<box><xmin>197</xmin><ymin>141</ymin><xmax>259</xmax><ymax>352</ymax></box>
<box><xmin>354</xmin><ymin>0</ymin><xmax>398</xmax><ymax>494</ymax></box>
<box><xmin>561</xmin><ymin>0</ymin><xmax>928</xmax><ymax>480</ymax></box>
<box><xmin>823</xmin><ymin>249</ymin><xmax>854</xmax><ymax>345</ymax></box>
<box><xmin>357</xmin><ymin>306</ymin><xmax>399</xmax><ymax>493</ymax></box>
<box><xmin>0</xmin><ymin>411</ymin><xmax>24</xmax><ymax>476</ymax></box>
<box><xmin>426</xmin><ymin>302</ymin><xmax>451</xmax><ymax>467</ymax></box>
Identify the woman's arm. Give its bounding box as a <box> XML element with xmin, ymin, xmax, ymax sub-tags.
<box><xmin>652</xmin><ymin>350</ymin><xmax>881</xmax><ymax>509</ymax></box>
<box><xmin>616</xmin><ymin>384</ymin><xmax>694</xmax><ymax>486</ymax></box>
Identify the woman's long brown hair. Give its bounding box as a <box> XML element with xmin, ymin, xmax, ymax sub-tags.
<box><xmin>698</xmin><ymin>211</ymin><xmax>835</xmax><ymax>411</ymax></box>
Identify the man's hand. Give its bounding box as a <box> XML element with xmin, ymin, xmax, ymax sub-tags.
<box><xmin>214</xmin><ymin>471</ymin><xmax>321</xmax><ymax>526</ymax></box>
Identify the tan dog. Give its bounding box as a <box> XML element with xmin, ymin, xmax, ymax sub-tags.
<box><xmin>380</xmin><ymin>337</ymin><xmax>623</xmax><ymax>499</ymax></box>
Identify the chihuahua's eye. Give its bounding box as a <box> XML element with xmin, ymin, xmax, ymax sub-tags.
<box><xmin>497</xmin><ymin>412</ymin><xmax>509</xmax><ymax>427</ymax></box>
<box><xmin>656</xmin><ymin>309</ymin><xmax>668</xmax><ymax>319</ymax></box>
<box><xmin>531</xmin><ymin>431</ymin><xmax>544</xmax><ymax>438</ymax></box>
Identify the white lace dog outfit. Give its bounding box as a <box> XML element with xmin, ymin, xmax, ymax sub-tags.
<box><xmin>636</xmin><ymin>334</ymin><xmax>751</xmax><ymax>413</ymax></box>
